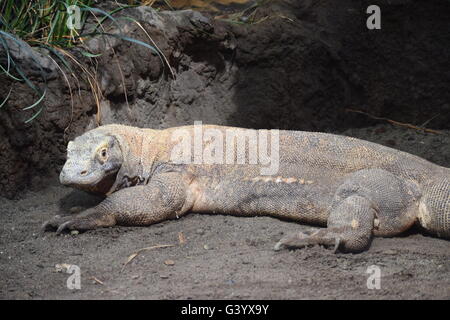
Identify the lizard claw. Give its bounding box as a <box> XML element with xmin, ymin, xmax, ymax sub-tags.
<box><xmin>274</xmin><ymin>230</ymin><xmax>340</xmax><ymax>252</ymax></box>
<box><xmin>45</xmin><ymin>208</ymin><xmax>114</xmax><ymax>234</ymax></box>
<box><xmin>56</xmin><ymin>215</ymin><xmax>103</xmax><ymax>234</ymax></box>
<box><xmin>274</xmin><ymin>231</ymin><xmax>310</xmax><ymax>251</ymax></box>
<box><xmin>41</xmin><ymin>215</ymin><xmax>61</xmax><ymax>231</ymax></box>
<box><xmin>56</xmin><ymin>221</ymin><xmax>73</xmax><ymax>235</ymax></box>
<box><xmin>41</xmin><ymin>215</ymin><xmax>73</xmax><ymax>232</ymax></box>
<box><xmin>42</xmin><ymin>215</ymin><xmax>79</xmax><ymax>234</ymax></box>
<box><xmin>333</xmin><ymin>237</ymin><xmax>341</xmax><ymax>253</ymax></box>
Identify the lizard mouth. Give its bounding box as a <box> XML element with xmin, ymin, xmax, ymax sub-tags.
<box><xmin>87</xmin><ymin>170</ymin><xmax>119</xmax><ymax>194</ymax></box>
<box><xmin>62</xmin><ymin>167</ymin><xmax>120</xmax><ymax>195</ymax></box>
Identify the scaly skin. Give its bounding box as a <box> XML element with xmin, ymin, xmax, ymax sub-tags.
<box><xmin>43</xmin><ymin>124</ymin><xmax>450</xmax><ymax>253</ymax></box>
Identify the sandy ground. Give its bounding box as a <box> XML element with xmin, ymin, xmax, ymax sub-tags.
<box><xmin>0</xmin><ymin>124</ymin><xmax>449</xmax><ymax>299</ymax></box>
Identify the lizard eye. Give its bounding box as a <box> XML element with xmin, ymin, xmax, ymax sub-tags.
<box><xmin>100</xmin><ymin>148</ymin><xmax>107</xmax><ymax>159</ymax></box>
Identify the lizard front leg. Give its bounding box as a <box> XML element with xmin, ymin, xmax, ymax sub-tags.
<box><xmin>43</xmin><ymin>172</ymin><xmax>192</xmax><ymax>234</ymax></box>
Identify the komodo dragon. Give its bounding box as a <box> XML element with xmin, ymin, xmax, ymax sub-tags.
<box><xmin>43</xmin><ymin>124</ymin><xmax>450</xmax><ymax>253</ymax></box>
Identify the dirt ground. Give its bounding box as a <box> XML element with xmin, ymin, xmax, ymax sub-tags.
<box><xmin>1</xmin><ymin>124</ymin><xmax>449</xmax><ymax>300</ymax></box>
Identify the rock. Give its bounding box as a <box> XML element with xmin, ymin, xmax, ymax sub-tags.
<box><xmin>164</xmin><ymin>259</ymin><xmax>175</xmax><ymax>266</ymax></box>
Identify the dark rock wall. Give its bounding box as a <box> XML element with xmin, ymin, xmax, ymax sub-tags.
<box><xmin>0</xmin><ymin>0</ymin><xmax>449</xmax><ymax>198</ymax></box>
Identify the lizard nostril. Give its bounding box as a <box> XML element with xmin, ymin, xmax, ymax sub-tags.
<box><xmin>80</xmin><ymin>170</ymin><xmax>87</xmax><ymax>176</ymax></box>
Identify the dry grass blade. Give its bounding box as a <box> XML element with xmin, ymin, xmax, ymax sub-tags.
<box><xmin>89</xmin><ymin>276</ymin><xmax>105</xmax><ymax>285</ymax></box>
<box><xmin>90</xmin><ymin>11</ymin><xmax>131</xmax><ymax>116</ymax></box>
<box><xmin>345</xmin><ymin>108</ymin><xmax>442</xmax><ymax>135</ymax></box>
<box><xmin>46</xmin><ymin>54</ymin><xmax>74</xmax><ymax>138</ymax></box>
<box><xmin>131</xmin><ymin>19</ymin><xmax>176</xmax><ymax>80</ymax></box>
<box><xmin>121</xmin><ymin>244</ymin><xmax>175</xmax><ymax>272</ymax></box>
<box><xmin>54</xmin><ymin>47</ymin><xmax>104</xmax><ymax>126</ymax></box>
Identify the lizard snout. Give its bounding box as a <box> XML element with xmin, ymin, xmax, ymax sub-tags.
<box><xmin>59</xmin><ymin>163</ymin><xmax>89</xmax><ymax>185</ymax></box>
<box><xmin>59</xmin><ymin>166</ymin><xmax>70</xmax><ymax>185</ymax></box>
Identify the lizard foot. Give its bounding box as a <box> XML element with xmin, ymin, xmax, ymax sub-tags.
<box><xmin>274</xmin><ymin>230</ymin><xmax>340</xmax><ymax>252</ymax></box>
<box><xmin>43</xmin><ymin>208</ymin><xmax>116</xmax><ymax>234</ymax></box>
<box><xmin>42</xmin><ymin>215</ymin><xmax>89</xmax><ymax>235</ymax></box>
<box><xmin>41</xmin><ymin>215</ymin><xmax>74</xmax><ymax>232</ymax></box>
<box><xmin>55</xmin><ymin>219</ymin><xmax>88</xmax><ymax>234</ymax></box>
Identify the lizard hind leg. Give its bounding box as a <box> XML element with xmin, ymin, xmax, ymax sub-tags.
<box><xmin>274</xmin><ymin>168</ymin><xmax>421</xmax><ymax>253</ymax></box>
<box><xmin>274</xmin><ymin>195</ymin><xmax>376</xmax><ymax>253</ymax></box>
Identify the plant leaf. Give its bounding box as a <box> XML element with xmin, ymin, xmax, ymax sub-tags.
<box><xmin>0</xmin><ymin>87</ymin><xmax>13</xmax><ymax>109</ymax></box>
<box><xmin>22</xmin><ymin>87</ymin><xmax>47</xmax><ymax>111</ymax></box>
<box><xmin>80</xmin><ymin>50</ymin><xmax>102</xmax><ymax>58</ymax></box>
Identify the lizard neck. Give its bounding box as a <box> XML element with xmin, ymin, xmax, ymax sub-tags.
<box><xmin>103</xmin><ymin>126</ymin><xmax>160</xmax><ymax>194</ymax></box>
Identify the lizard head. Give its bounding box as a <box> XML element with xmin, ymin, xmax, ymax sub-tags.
<box><xmin>60</xmin><ymin>131</ymin><xmax>123</xmax><ymax>194</ymax></box>
<box><xmin>418</xmin><ymin>177</ymin><xmax>450</xmax><ymax>239</ymax></box>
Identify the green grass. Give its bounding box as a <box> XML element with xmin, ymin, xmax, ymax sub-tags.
<box><xmin>0</xmin><ymin>0</ymin><xmax>168</xmax><ymax>123</ymax></box>
<box><xmin>1</xmin><ymin>0</ymin><xmax>94</xmax><ymax>47</ymax></box>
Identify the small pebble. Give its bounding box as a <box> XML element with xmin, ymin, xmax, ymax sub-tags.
<box><xmin>164</xmin><ymin>259</ymin><xmax>175</xmax><ymax>266</ymax></box>
<box><xmin>70</xmin><ymin>230</ymin><xmax>79</xmax><ymax>235</ymax></box>
<box><xmin>160</xmin><ymin>274</ymin><xmax>169</xmax><ymax>279</ymax></box>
